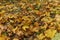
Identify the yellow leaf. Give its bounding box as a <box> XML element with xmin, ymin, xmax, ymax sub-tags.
<box><xmin>37</xmin><ymin>33</ymin><xmax>45</xmax><ymax>40</ymax></box>
<box><xmin>45</xmin><ymin>29</ymin><xmax>57</xmax><ymax>38</ymax></box>
<box><xmin>22</xmin><ymin>25</ymin><xmax>29</xmax><ymax>31</ymax></box>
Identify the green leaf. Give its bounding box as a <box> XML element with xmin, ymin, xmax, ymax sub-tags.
<box><xmin>52</xmin><ymin>33</ymin><xmax>60</xmax><ymax>40</ymax></box>
<box><xmin>2</xmin><ymin>32</ymin><xmax>8</xmax><ymax>36</ymax></box>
